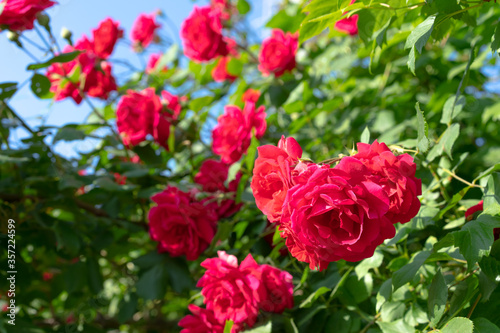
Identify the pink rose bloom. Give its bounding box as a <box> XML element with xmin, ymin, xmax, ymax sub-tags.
<box><xmin>0</xmin><ymin>0</ymin><xmax>55</xmax><ymax>31</ymax></box>
<box><xmin>251</xmin><ymin>136</ymin><xmax>302</xmax><ymax>223</ymax></box>
<box><xmin>258</xmin><ymin>29</ymin><xmax>298</xmax><ymax>78</ymax></box>
<box><xmin>146</xmin><ymin>53</ymin><xmax>168</xmax><ymax>74</ymax></box>
<box><xmin>211</xmin><ymin>0</ymin><xmax>232</xmax><ymax>21</ymax></box>
<box><xmin>352</xmin><ymin>140</ymin><xmax>422</xmax><ymax>224</ymax></box>
<box><xmin>242</xmin><ymin>89</ymin><xmax>260</xmax><ymax>104</ymax></box>
<box><xmin>92</xmin><ymin>18</ymin><xmax>123</xmax><ymax>59</ymax></box>
<box><xmin>181</xmin><ymin>6</ymin><xmax>231</xmax><ymax>62</ymax></box>
<box><xmin>212</xmin><ymin>57</ymin><xmax>237</xmax><ymax>82</ymax></box>
<box><xmin>335</xmin><ymin>0</ymin><xmax>358</xmax><ymax>36</ymax></box>
<box><xmin>179</xmin><ymin>305</ymin><xmax>241</xmax><ymax>333</ymax></box>
<box><xmin>148</xmin><ymin>187</ymin><xmax>218</xmax><ymax>260</ymax></box>
<box><xmin>116</xmin><ymin>88</ymin><xmax>162</xmax><ymax>147</ymax></box>
<box><xmin>198</xmin><ymin>251</ymin><xmax>262</xmax><ymax>327</ymax></box>
<box><xmin>212</xmin><ymin>92</ymin><xmax>266</xmax><ymax>164</ymax></box>
<box><xmin>131</xmin><ymin>12</ymin><xmax>161</xmax><ymax>49</ymax></box>
<box><xmin>257</xmin><ymin>264</ymin><xmax>294</xmax><ymax>313</ymax></box>
<box><xmin>280</xmin><ymin>158</ymin><xmax>395</xmax><ymax>269</ymax></box>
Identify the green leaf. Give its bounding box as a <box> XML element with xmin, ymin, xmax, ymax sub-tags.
<box><xmin>245</xmin><ymin>134</ymin><xmax>259</xmax><ymax>172</ymax></box>
<box><xmin>473</xmin><ymin>317</ymin><xmax>500</xmax><ymax>333</ymax></box>
<box><xmin>53</xmin><ymin>125</ymin><xmax>86</xmax><ymax>143</ymax></box>
<box><xmin>0</xmin><ymin>82</ymin><xmax>18</xmax><ymax>100</ymax></box>
<box><xmin>427</xmin><ymin>124</ymin><xmax>460</xmax><ymax>162</ymax></box>
<box><xmin>377</xmin><ymin>319</ymin><xmax>414</xmax><ymax>333</ymax></box>
<box><xmin>428</xmin><ymin>269</ymin><xmax>447</xmax><ymax>328</ymax></box>
<box><xmin>441</xmin><ymin>95</ymin><xmax>465</xmax><ymax>125</ymax></box>
<box><xmin>479</xmin><ymin>255</ymin><xmax>500</xmax><ymax>281</ymax></box>
<box><xmin>136</xmin><ymin>264</ymin><xmax>168</xmax><ymax>300</ymax></box>
<box><xmin>117</xmin><ymin>293</ymin><xmax>138</xmax><ymax>324</ymax></box>
<box><xmin>441</xmin><ymin>317</ymin><xmax>474</xmax><ymax>333</ymax></box>
<box><xmin>189</xmin><ymin>95</ymin><xmax>214</xmax><ymax>113</ymax></box>
<box><xmin>237</xmin><ymin>0</ymin><xmax>250</xmax><ymax>15</ymax></box>
<box><xmin>0</xmin><ymin>155</ymin><xmax>29</xmax><ymax>164</ymax></box>
<box><xmin>453</xmin><ymin>214</ymin><xmax>500</xmax><ymax>268</ymax></box>
<box><xmin>224</xmin><ymin>320</ymin><xmax>234</xmax><ymax>333</ymax></box>
<box><xmin>415</xmin><ymin>102</ymin><xmax>430</xmax><ymax>153</ymax></box>
<box><xmin>243</xmin><ymin>322</ymin><xmax>272</xmax><ymax>333</ymax></box>
<box><xmin>392</xmin><ymin>251</ymin><xmax>431</xmax><ymax>290</ymax></box>
<box><xmin>227</xmin><ymin>58</ymin><xmax>243</xmax><ymax>76</ymax></box>
<box><xmin>484</xmin><ymin>173</ymin><xmax>500</xmax><ymax>216</ymax></box>
<box><xmin>492</xmin><ymin>22</ymin><xmax>500</xmax><ymax>55</ymax></box>
<box><xmin>87</xmin><ymin>257</ymin><xmax>103</xmax><ymax>294</ymax></box>
<box><xmin>300</xmin><ymin>286</ymin><xmax>331</xmax><ymax>308</ymax></box>
<box><xmin>360</xmin><ymin>126</ymin><xmax>370</xmax><ymax>144</ymax></box>
<box><xmin>266</xmin><ymin>9</ymin><xmax>305</xmax><ymax>33</ymax></box>
<box><xmin>355</xmin><ymin>250</ymin><xmax>383</xmax><ymax>278</ymax></box>
<box><xmin>54</xmin><ymin>222</ymin><xmax>80</xmax><ymax>257</ymax></box>
<box><xmin>165</xmin><ymin>256</ymin><xmax>195</xmax><ymax>293</ymax></box>
<box><xmin>408</xmin><ymin>46</ymin><xmax>416</xmax><ymax>75</ymax></box>
<box><xmin>26</xmin><ymin>51</ymin><xmax>81</xmax><ymax>70</ymax></box>
<box><xmin>404</xmin><ymin>15</ymin><xmax>436</xmax><ymax>53</ymax></box>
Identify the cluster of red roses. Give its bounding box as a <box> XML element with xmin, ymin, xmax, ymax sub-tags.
<box><xmin>115</xmin><ymin>88</ymin><xmax>181</xmax><ymax>149</ymax></box>
<box><xmin>179</xmin><ymin>251</ymin><xmax>293</xmax><ymax>333</ymax></box>
<box><xmin>251</xmin><ymin>137</ymin><xmax>422</xmax><ymax>270</ymax></box>
<box><xmin>0</xmin><ymin>0</ymin><xmax>55</xmax><ymax>31</ymax></box>
<box><xmin>42</xmin><ymin>11</ymin><xmax>161</xmax><ymax>104</ymax></box>
<box><xmin>46</xmin><ymin>18</ymin><xmax>122</xmax><ymax>104</ymax></box>
<box><xmin>148</xmin><ymin>160</ymin><xmax>242</xmax><ymax>260</ymax></box>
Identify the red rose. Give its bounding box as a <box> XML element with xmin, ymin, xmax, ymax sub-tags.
<box><xmin>113</xmin><ymin>173</ymin><xmax>126</xmax><ymax>185</ymax></box>
<box><xmin>257</xmin><ymin>264</ymin><xmax>294</xmax><ymax>313</ymax></box>
<box><xmin>251</xmin><ymin>136</ymin><xmax>302</xmax><ymax>223</ymax></box>
<box><xmin>161</xmin><ymin>90</ymin><xmax>182</xmax><ymax>121</ymax></box>
<box><xmin>195</xmin><ymin>159</ymin><xmax>243</xmax><ymax>218</ymax></box>
<box><xmin>146</xmin><ymin>53</ymin><xmax>168</xmax><ymax>74</ymax></box>
<box><xmin>212</xmin><ymin>94</ymin><xmax>266</xmax><ymax>164</ymax></box>
<box><xmin>46</xmin><ymin>55</ymin><xmax>82</xmax><ymax>104</ymax></box>
<box><xmin>150</xmin><ymin>90</ymin><xmax>182</xmax><ymax>150</ymax></box>
<box><xmin>242</xmin><ymin>89</ymin><xmax>260</xmax><ymax>104</ymax></box>
<box><xmin>212</xmin><ymin>57</ymin><xmax>237</xmax><ymax>82</ymax></box>
<box><xmin>211</xmin><ymin>0</ymin><xmax>233</xmax><ymax>21</ymax></box>
<box><xmin>0</xmin><ymin>0</ymin><xmax>55</xmax><ymax>31</ymax></box>
<box><xmin>335</xmin><ymin>0</ymin><xmax>358</xmax><ymax>36</ymax></box>
<box><xmin>83</xmin><ymin>60</ymin><xmax>117</xmax><ymax>99</ymax></box>
<box><xmin>258</xmin><ymin>29</ymin><xmax>298</xmax><ymax>78</ymax></box>
<box><xmin>42</xmin><ymin>272</ymin><xmax>54</xmax><ymax>281</ymax></box>
<box><xmin>280</xmin><ymin>158</ymin><xmax>395</xmax><ymax>269</ymax></box>
<box><xmin>198</xmin><ymin>251</ymin><xmax>262</xmax><ymax>327</ymax></box>
<box><xmin>92</xmin><ymin>18</ymin><xmax>123</xmax><ymax>59</ymax></box>
<box><xmin>465</xmin><ymin>200</ymin><xmax>483</xmax><ymax>221</ymax></box>
<box><xmin>148</xmin><ymin>187</ymin><xmax>218</xmax><ymax>260</ymax></box>
<box><xmin>116</xmin><ymin>88</ymin><xmax>161</xmax><ymax>147</ymax></box>
<box><xmin>181</xmin><ymin>6</ymin><xmax>231</xmax><ymax>62</ymax></box>
<box><xmin>352</xmin><ymin>140</ymin><xmax>422</xmax><ymax>224</ymax></box>
<box><xmin>195</xmin><ymin>159</ymin><xmax>229</xmax><ymax>192</ymax></box>
<box><xmin>131</xmin><ymin>13</ymin><xmax>160</xmax><ymax>49</ymax></box>
<box><xmin>179</xmin><ymin>305</ymin><xmax>241</xmax><ymax>333</ymax></box>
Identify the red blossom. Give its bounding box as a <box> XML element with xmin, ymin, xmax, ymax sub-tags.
<box><xmin>0</xmin><ymin>0</ymin><xmax>56</xmax><ymax>31</ymax></box>
<box><xmin>258</xmin><ymin>29</ymin><xmax>298</xmax><ymax>78</ymax></box>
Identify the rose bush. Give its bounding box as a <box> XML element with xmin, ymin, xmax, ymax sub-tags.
<box><xmin>1</xmin><ymin>0</ymin><xmax>500</xmax><ymax>332</ymax></box>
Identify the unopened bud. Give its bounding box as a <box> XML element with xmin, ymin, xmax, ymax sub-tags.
<box><xmin>6</xmin><ymin>31</ymin><xmax>18</xmax><ymax>42</ymax></box>
<box><xmin>60</xmin><ymin>27</ymin><xmax>72</xmax><ymax>39</ymax></box>
<box><xmin>36</xmin><ymin>13</ymin><xmax>50</xmax><ymax>29</ymax></box>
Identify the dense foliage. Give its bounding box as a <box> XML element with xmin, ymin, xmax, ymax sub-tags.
<box><xmin>1</xmin><ymin>0</ymin><xmax>500</xmax><ymax>332</ymax></box>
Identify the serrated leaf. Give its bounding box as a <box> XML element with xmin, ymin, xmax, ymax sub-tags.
<box><xmin>393</xmin><ymin>251</ymin><xmax>431</xmax><ymax>290</ymax></box>
<box><xmin>474</xmin><ymin>317</ymin><xmax>500</xmax><ymax>333</ymax></box>
<box><xmin>428</xmin><ymin>269</ymin><xmax>447</xmax><ymax>328</ymax></box>
<box><xmin>453</xmin><ymin>214</ymin><xmax>500</xmax><ymax>268</ymax></box>
<box><xmin>300</xmin><ymin>286</ymin><xmax>331</xmax><ymax>308</ymax></box>
<box><xmin>377</xmin><ymin>319</ymin><xmax>414</xmax><ymax>333</ymax></box>
<box><xmin>404</xmin><ymin>15</ymin><xmax>436</xmax><ymax>53</ymax></box>
<box><xmin>355</xmin><ymin>250</ymin><xmax>382</xmax><ymax>278</ymax></box>
<box><xmin>484</xmin><ymin>173</ymin><xmax>500</xmax><ymax>216</ymax></box>
<box><xmin>136</xmin><ymin>264</ymin><xmax>168</xmax><ymax>300</ymax></box>
<box><xmin>441</xmin><ymin>95</ymin><xmax>465</xmax><ymax>125</ymax></box>
<box><xmin>416</xmin><ymin>102</ymin><xmax>429</xmax><ymax>153</ymax></box>
<box><xmin>442</xmin><ymin>317</ymin><xmax>474</xmax><ymax>333</ymax></box>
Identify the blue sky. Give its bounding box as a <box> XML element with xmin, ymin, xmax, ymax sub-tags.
<box><xmin>0</xmin><ymin>0</ymin><xmax>280</xmax><ymax>156</ymax></box>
